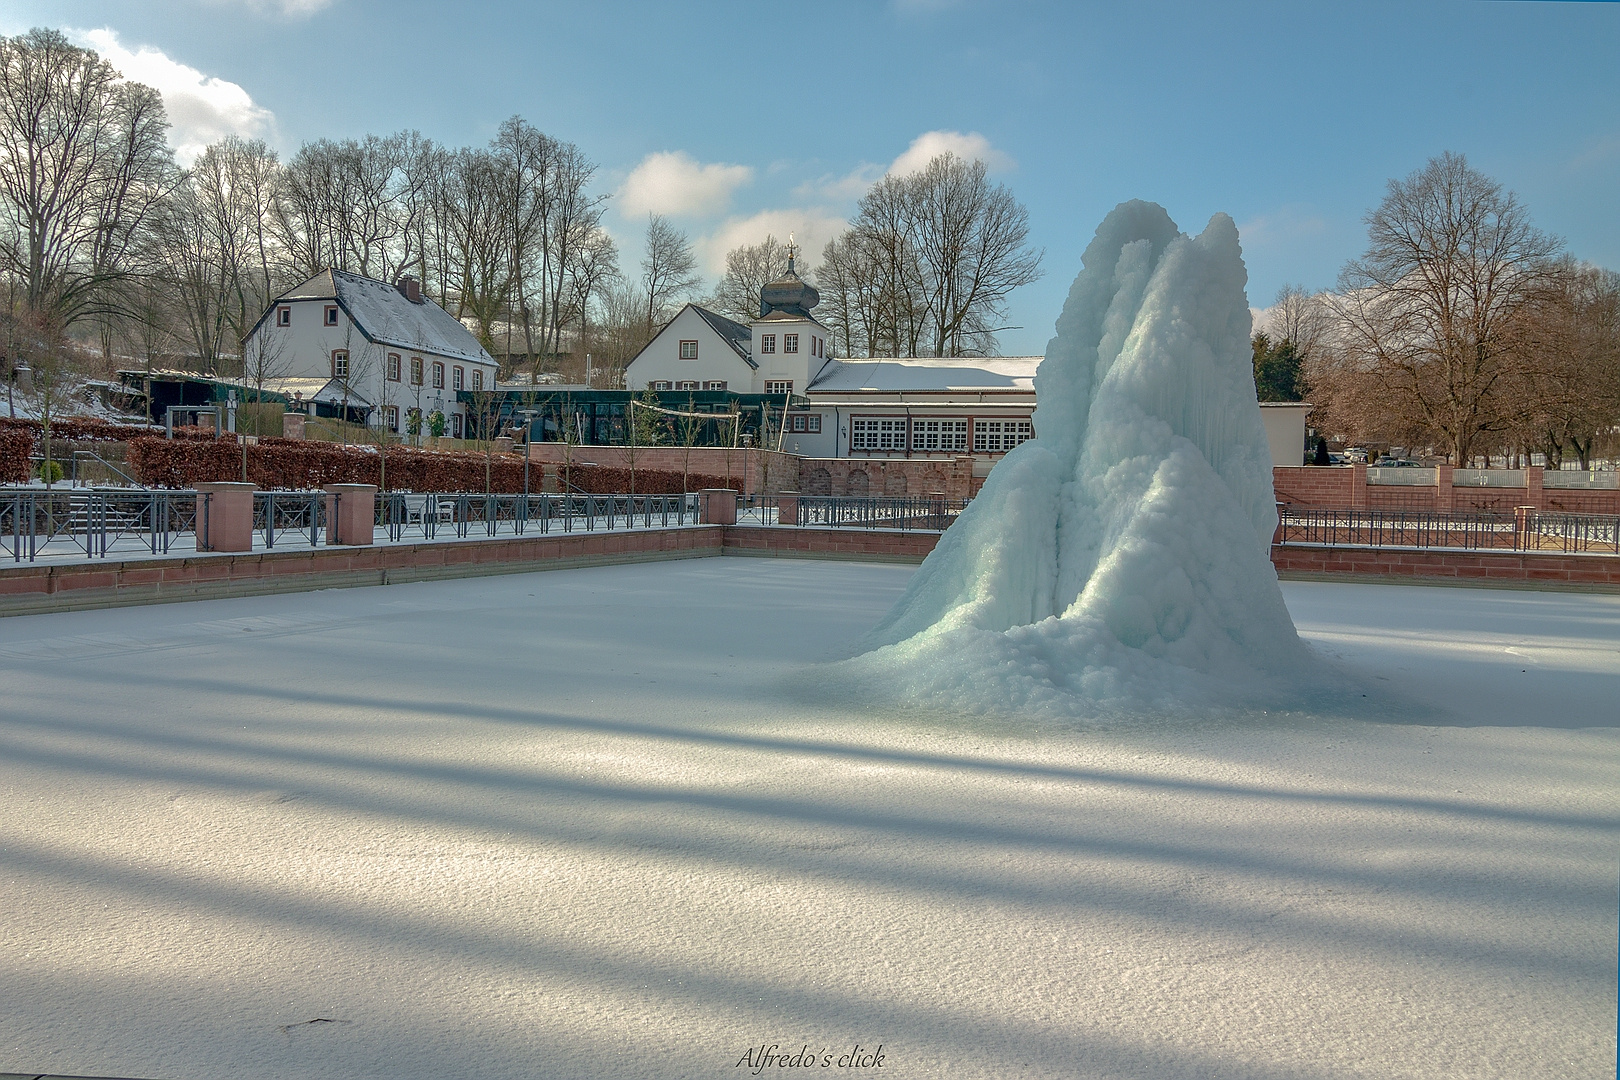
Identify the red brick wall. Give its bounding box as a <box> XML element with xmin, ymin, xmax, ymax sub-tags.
<box><xmin>1269</xmin><ymin>544</ymin><xmax>1620</xmax><ymax>588</ymax></box>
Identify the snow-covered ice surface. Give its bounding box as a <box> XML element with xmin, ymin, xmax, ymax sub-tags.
<box><xmin>0</xmin><ymin>559</ymin><xmax>1616</xmax><ymax>1080</ymax></box>
<box><xmin>840</xmin><ymin>203</ymin><xmax>1321</xmax><ymax>721</ymax></box>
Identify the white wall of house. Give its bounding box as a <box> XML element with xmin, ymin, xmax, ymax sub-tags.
<box><xmin>248</xmin><ymin>298</ymin><xmax>498</xmax><ymax>435</ymax></box>
<box><xmin>751</xmin><ymin>314</ymin><xmax>832</xmax><ymax>395</ymax></box>
<box><xmin>625</xmin><ymin>307</ymin><xmax>755</xmax><ymax>392</ymax></box>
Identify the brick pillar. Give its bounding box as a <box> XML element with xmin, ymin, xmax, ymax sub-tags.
<box><xmin>1525</xmin><ymin>465</ymin><xmax>1544</xmax><ymax>510</ymax></box>
<box><xmin>1350</xmin><ymin>463</ymin><xmax>1368</xmax><ymax>510</ymax></box>
<box><xmin>195</xmin><ymin>482</ymin><xmax>255</xmax><ymax>552</ymax></box>
<box><xmin>280</xmin><ymin>411</ymin><xmax>305</xmax><ymax>439</ymax></box>
<box><xmin>541</xmin><ymin>462</ymin><xmax>560</xmax><ymax>494</ymax></box>
<box><xmin>494</xmin><ymin>436</ymin><xmax>514</xmax><ymax>454</ymax></box>
<box><xmin>699</xmin><ymin>488</ymin><xmax>737</xmax><ymax>525</ymax></box>
<box><xmin>776</xmin><ymin>492</ymin><xmax>799</xmax><ymax>526</ymax></box>
<box><xmin>1435</xmin><ymin>464</ymin><xmax>1454</xmax><ymax>511</ymax></box>
<box><xmin>324</xmin><ymin>483</ymin><xmax>378</xmax><ymax>545</ymax></box>
<box><xmin>1514</xmin><ymin>505</ymin><xmax>1535</xmax><ymax>551</ymax></box>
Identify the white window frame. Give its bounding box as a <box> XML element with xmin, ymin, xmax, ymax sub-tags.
<box><xmin>453</xmin><ymin>366</ymin><xmax>464</xmax><ymax>391</ymax></box>
<box><xmin>276</xmin><ymin>307</ymin><xmax>290</xmax><ymax>327</ymax></box>
<box><xmin>652</xmin><ymin>380</ymin><xmax>672</xmax><ymax>391</ymax></box>
<box><xmin>910</xmin><ymin>417</ymin><xmax>969</xmax><ymax>453</ymax></box>
<box><xmin>387</xmin><ymin>353</ymin><xmax>401</xmax><ymax>382</ymax></box>
<box><xmin>764</xmin><ymin>379</ymin><xmax>793</xmax><ymax>395</ymax></box>
<box><xmin>431</xmin><ymin>362</ymin><xmax>445</xmax><ymax>389</ymax></box>
<box><xmin>759</xmin><ymin>334</ymin><xmax>776</xmax><ymax>355</ymax></box>
<box><xmin>850</xmin><ymin>416</ymin><xmax>906</xmax><ymax>452</ymax></box>
<box><xmin>784</xmin><ymin>333</ymin><xmax>799</xmax><ymax>354</ymax></box>
<box><xmin>679</xmin><ymin>340</ymin><xmax>698</xmax><ymax>360</ymax></box>
<box><xmin>704</xmin><ymin>380</ymin><xmax>727</xmax><ymax>391</ymax></box>
<box><xmin>973</xmin><ymin>418</ymin><xmax>1034</xmax><ymax>453</ymax></box>
<box><xmin>331</xmin><ymin>350</ymin><xmax>349</xmax><ymax>380</ymax></box>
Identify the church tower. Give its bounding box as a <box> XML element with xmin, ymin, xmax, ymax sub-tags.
<box><xmin>750</xmin><ymin>238</ymin><xmax>833</xmax><ymax>395</ymax></box>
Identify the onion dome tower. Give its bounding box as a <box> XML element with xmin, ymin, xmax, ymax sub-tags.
<box><xmin>759</xmin><ymin>237</ymin><xmax>820</xmax><ymax>318</ymax></box>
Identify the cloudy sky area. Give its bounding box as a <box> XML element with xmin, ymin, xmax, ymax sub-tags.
<box><xmin>4</xmin><ymin>0</ymin><xmax>1616</xmax><ymax>355</ymax></box>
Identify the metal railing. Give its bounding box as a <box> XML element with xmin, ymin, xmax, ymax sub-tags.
<box><xmin>2</xmin><ymin>487</ymin><xmax>202</xmax><ymax>562</ymax></box>
<box><xmin>379</xmin><ymin>492</ymin><xmax>698</xmax><ymax>542</ymax></box>
<box><xmin>1</xmin><ymin>486</ymin><xmax>704</xmax><ymax>563</ymax></box>
<box><xmin>1277</xmin><ymin>506</ymin><xmax>1620</xmax><ymax>555</ymax></box>
<box><xmin>781</xmin><ymin>495</ymin><xmax>966</xmax><ymax>530</ymax></box>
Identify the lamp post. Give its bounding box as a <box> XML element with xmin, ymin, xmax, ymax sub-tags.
<box><xmin>517</xmin><ymin>408</ymin><xmax>539</xmax><ymax>498</ymax></box>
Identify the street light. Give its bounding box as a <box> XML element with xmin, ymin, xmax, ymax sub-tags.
<box><xmin>517</xmin><ymin>408</ymin><xmax>539</xmax><ymax>499</ymax></box>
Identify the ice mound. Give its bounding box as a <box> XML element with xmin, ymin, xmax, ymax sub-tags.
<box><xmin>834</xmin><ymin>202</ymin><xmax>1316</xmax><ymax>720</ymax></box>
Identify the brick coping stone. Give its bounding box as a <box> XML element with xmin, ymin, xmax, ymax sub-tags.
<box><xmin>2</xmin><ymin>531</ymin><xmax>1617</xmax><ymax>617</ymax></box>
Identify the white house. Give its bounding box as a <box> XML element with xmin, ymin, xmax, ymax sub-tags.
<box><xmin>243</xmin><ymin>270</ymin><xmax>500</xmax><ymax>438</ymax></box>
<box><xmin>625</xmin><ymin>253</ymin><xmax>1305</xmax><ymax>468</ymax></box>
<box><xmin>626</xmin><ymin>254</ymin><xmax>1038</xmax><ymax>464</ymax></box>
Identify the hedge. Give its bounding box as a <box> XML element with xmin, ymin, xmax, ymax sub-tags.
<box><xmin>122</xmin><ymin>436</ymin><xmax>744</xmax><ymax>494</ymax></box>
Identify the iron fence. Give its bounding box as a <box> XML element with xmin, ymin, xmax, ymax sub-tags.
<box><xmin>785</xmin><ymin>495</ymin><xmax>966</xmax><ymax>530</ymax></box>
<box><xmin>1277</xmin><ymin>506</ymin><xmax>1620</xmax><ymax>555</ymax></box>
<box><xmin>2</xmin><ymin>487</ymin><xmax>202</xmax><ymax>561</ymax></box>
<box><xmin>1</xmin><ymin>486</ymin><xmax>703</xmax><ymax>563</ymax></box>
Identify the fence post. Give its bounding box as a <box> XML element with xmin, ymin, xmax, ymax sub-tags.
<box><xmin>776</xmin><ymin>491</ymin><xmax>799</xmax><ymax>527</ymax></box>
<box><xmin>324</xmin><ymin>483</ymin><xmax>378</xmax><ymax>545</ymax></box>
<box><xmin>1514</xmin><ymin>505</ymin><xmax>1535</xmax><ymax>552</ymax></box>
<box><xmin>194</xmin><ymin>482</ymin><xmax>255</xmax><ymax>552</ymax></box>
<box><xmin>699</xmin><ymin>488</ymin><xmax>737</xmax><ymax>525</ymax></box>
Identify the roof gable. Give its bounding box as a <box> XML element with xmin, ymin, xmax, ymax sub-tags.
<box><xmin>247</xmin><ymin>270</ymin><xmax>495</xmax><ymax>366</ymax></box>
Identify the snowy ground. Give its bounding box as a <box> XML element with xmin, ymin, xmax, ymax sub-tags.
<box><xmin>0</xmin><ymin>560</ymin><xmax>1615</xmax><ymax>1080</ymax></box>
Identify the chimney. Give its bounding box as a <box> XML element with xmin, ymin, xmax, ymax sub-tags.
<box><xmin>396</xmin><ymin>275</ymin><xmax>423</xmax><ymax>304</ymax></box>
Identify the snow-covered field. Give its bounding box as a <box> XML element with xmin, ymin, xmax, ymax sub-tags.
<box><xmin>0</xmin><ymin>559</ymin><xmax>1615</xmax><ymax>1080</ymax></box>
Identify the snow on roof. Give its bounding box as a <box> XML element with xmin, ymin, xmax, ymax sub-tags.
<box><xmin>265</xmin><ymin>270</ymin><xmax>495</xmax><ymax>366</ymax></box>
<box><xmin>808</xmin><ymin>356</ymin><xmax>1041</xmax><ymax>393</ymax></box>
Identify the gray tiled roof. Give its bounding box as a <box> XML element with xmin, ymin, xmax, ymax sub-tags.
<box><xmin>257</xmin><ymin>270</ymin><xmax>495</xmax><ymax>366</ymax></box>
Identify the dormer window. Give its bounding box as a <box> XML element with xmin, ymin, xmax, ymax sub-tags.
<box><xmin>324</xmin><ymin>306</ymin><xmax>339</xmax><ymax>326</ymax></box>
<box><xmin>784</xmin><ymin>334</ymin><xmax>799</xmax><ymax>354</ymax></box>
<box><xmin>759</xmin><ymin>334</ymin><xmax>776</xmax><ymax>355</ymax></box>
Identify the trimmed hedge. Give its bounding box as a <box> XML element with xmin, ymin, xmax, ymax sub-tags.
<box><xmin>124</xmin><ymin>436</ymin><xmax>743</xmax><ymax>494</ymax></box>
<box><xmin>0</xmin><ymin>427</ymin><xmax>32</xmax><ymax>484</ymax></box>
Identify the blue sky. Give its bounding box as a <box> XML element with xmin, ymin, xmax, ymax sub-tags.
<box><xmin>5</xmin><ymin>0</ymin><xmax>1617</xmax><ymax>354</ymax></box>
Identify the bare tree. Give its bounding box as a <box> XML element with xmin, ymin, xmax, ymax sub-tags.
<box><xmin>1330</xmin><ymin>153</ymin><xmax>1562</xmax><ymax>465</ymax></box>
<box><xmin>641</xmin><ymin>213</ymin><xmax>701</xmax><ymax>331</ymax></box>
<box><xmin>1514</xmin><ymin>261</ymin><xmax>1620</xmax><ymax>469</ymax></box>
<box><xmin>815</xmin><ymin>154</ymin><xmax>1040</xmax><ymax>357</ymax></box>
<box><xmin>708</xmin><ymin>234</ymin><xmax>802</xmax><ymax>323</ymax></box>
<box><xmin>0</xmin><ymin>29</ymin><xmax>175</xmax><ymax>328</ymax></box>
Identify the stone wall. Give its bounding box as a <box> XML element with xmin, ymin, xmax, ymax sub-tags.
<box><xmin>1272</xmin><ymin>465</ymin><xmax>1619</xmax><ymax>515</ymax></box>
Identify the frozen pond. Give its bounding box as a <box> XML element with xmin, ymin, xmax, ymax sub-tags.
<box><xmin>0</xmin><ymin>559</ymin><xmax>1615</xmax><ymax>1079</ymax></box>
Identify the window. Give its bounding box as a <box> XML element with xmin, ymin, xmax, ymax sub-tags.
<box><xmin>411</xmin><ymin>357</ymin><xmax>424</xmax><ymax>385</ymax></box>
<box><xmin>387</xmin><ymin>353</ymin><xmax>401</xmax><ymax>381</ymax></box>
<box><xmin>973</xmin><ymin>418</ymin><xmax>1034</xmax><ymax>453</ymax></box>
<box><xmin>384</xmin><ymin>405</ymin><xmax>399</xmax><ymax>432</ymax></box>
<box><xmin>784</xmin><ymin>333</ymin><xmax>799</xmax><ymax>354</ymax></box>
<box><xmin>677</xmin><ymin>380</ymin><xmax>699</xmax><ymax>391</ymax></box>
<box><xmin>473</xmin><ymin>369</ymin><xmax>484</xmax><ymax>391</ymax></box>
<box><xmin>814</xmin><ymin>336</ymin><xmax>823</xmax><ymax>358</ymax></box>
<box><xmin>911</xmin><ymin>418</ymin><xmax>969</xmax><ymax>452</ymax></box>
<box><xmin>324</xmin><ymin>305</ymin><xmax>339</xmax><ymax>326</ymax></box>
<box><xmin>432</xmin><ymin>362</ymin><xmax>445</xmax><ymax>389</ymax></box>
<box><xmin>851</xmin><ymin>417</ymin><xmax>906</xmax><ymax>451</ymax></box>
<box><xmin>704</xmin><ymin>380</ymin><xmax>727</xmax><ymax>391</ymax></box>
<box><xmin>451</xmin><ymin>413</ymin><xmax>463</xmax><ymax>438</ymax></box>
<box><xmin>759</xmin><ymin>334</ymin><xmax>776</xmax><ymax>355</ymax></box>
<box><xmin>453</xmin><ymin>366</ymin><xmax>464</xmax><ymax>391</ymax></box>
<box><xmin>679</xmin><ymin>340</ymin><xmax>698</xmax><ymax>360</ymax></box>
<box><xmin>276</xmin><ymin>307</ymin><xmax>290</xmax><ymax>327</ymax></box>
<box><xmin>789</xmin><ymin>414</ymin><xmax>823</xmax><ymax>433</ymax></box>
<box><xmin>765</xmin><ymin>380</ymin><xmax>793</xmax><ymax>395</ymax></box>
<box><xmin>331</xmin><ymin>350</ymin><xmax>349</xmax><ymax>379</ymax></box>
<box><xmin>653</xmin><ymin>380</ymin><xmax>672</xmax><ymax>391</ymax></box>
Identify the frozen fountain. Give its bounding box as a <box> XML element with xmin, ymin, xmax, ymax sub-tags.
<box><xmin>837</xmin><ymin>201</ymin><xmax>1314</xmax><ymax>719</ymax></box>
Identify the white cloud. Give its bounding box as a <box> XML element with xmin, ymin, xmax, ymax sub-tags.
<box><xmin>888</xmin><ymin>130</ymin><xmax>1014</xmax><ymax>176</ymax></box>
<box><xmin>201</xmin><ymin>0</ymin><xmax>337</xmax><ymax>16</ymax></box>
<box><xmin>1237</xmin><ymin>204</ymin><xmax>1330</xmax><ymax>251</ymax></box>
<box><xmin>619</xmin><ymin>151</ymin><xmax>754</xmax><ymax>219</ymax></box>
<box><xmin>792</xmin><ymin>164</ymin><xmax>884</xmax><ymax>204</ymax></box>
<box><xmin>72</xmin><ymin>28</ymin><xmax>274</xmax><ymax>165</ymax></box>
<box><xmin>695</xmin><ymin>209</ymin><xmax>849</xmax><ymax>275</ymax></box>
